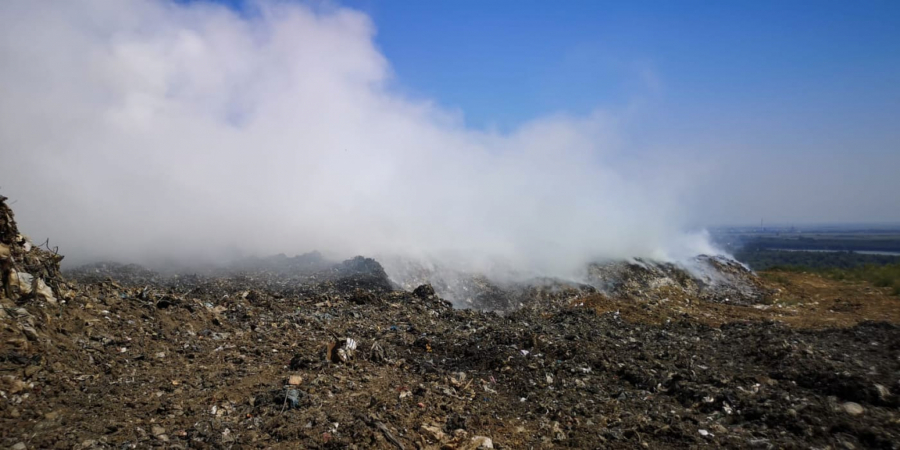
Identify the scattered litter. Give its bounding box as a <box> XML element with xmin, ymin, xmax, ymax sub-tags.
<box><xmin>0</xmin><ymin>196</ymin><xmax>897</xmax><ymax>448</ymax></box>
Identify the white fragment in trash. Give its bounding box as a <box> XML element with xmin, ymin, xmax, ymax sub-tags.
<box><xmin>33</xmin><ymin>278</ymin><xmax>57</xmax><ymax>304</ymax></box>
<box><xmin>10</xmin><ymin>270</ymin><xmax>34</xmax><ymax>294</ymax></box>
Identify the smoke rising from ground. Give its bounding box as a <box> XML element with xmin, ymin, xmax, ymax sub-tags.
<box><xmin>0</xmin><ymin>0</ymin><xmax>717</xmax><ymax>279</ymax></box>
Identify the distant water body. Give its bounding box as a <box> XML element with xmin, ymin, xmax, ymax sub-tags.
<box><xmin>774</xmin><ymin>249</ymin><xmax>900</xmax><ymax>256</ymax></box>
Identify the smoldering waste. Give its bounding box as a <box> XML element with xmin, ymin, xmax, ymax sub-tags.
<box><xmin>1</xmin><ymin>196</ymin><xmax>899</xmax><ymax>449</ymax></box>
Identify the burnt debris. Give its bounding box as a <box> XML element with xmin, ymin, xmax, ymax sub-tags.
<box><xmin>2</xmin><ymin>196</ymin><xmax>898</xmax><ymax>449</ymax></box>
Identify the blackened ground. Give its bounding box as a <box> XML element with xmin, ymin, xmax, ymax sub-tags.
<box><xmin>2</xmin><ymin>271</ymin><xmax>899</xmax><ymax>449</ymax></box>
<box><xmin>3</xmin><ymin>195</ymin><xmax>899</xmax><ymax>449</ymax></box>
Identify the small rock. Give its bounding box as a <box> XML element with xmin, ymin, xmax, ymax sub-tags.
<box><xmin>842</xmin><ymin>402</ymin><xmax>865</xmax><ymax>416</ymax></box>
<box><xmin>12</xmin><ymin>443</ymin><xmax>26</xmax><ymax>450</ymax></box>
<box><xmin>413</xmin><ymin>284</ymin><xmax>436</xmax><ymax>299</ymax></box>
<box><xmin>8</xmin><ymin>379</ymin><xmax>28</xmax><ymax>394</ymax></box>
<box><xmin>469</xmin><ymin>436</ymin><xmax>493</xmax><ymax>449</ymax></box>
<box><xmin>421</xmin><ymin>425</ymin><xmax>446</xmax><ymax>442</ymax></box>
<box><xmin>24</xmin><ymin>365</ymin><xmax>41</xmax><ymax>378</ymax></box>
<box><xmin>152</xmin><ymin>425</ymin><xmax>166</xmax><ymax>436</ymax></box>
<box><xmin>22</xmin><ymin>325</ymin><xmax>39</xmax><ymax>341</ymax></box>
<box><xmin>288</xmin><ymin>375</ymin><xmax>303</xmax><ymax>385</ymax></box>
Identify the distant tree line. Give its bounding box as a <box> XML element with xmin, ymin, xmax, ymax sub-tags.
<box><xmin>743</xmin><ymin>237</ymin><xmax>900</xmax><ymax>252</ymax></box>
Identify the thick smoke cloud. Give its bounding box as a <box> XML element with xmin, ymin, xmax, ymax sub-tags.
<box><xmin>0</xmin><ymin>0</ymin><xmax>715</xmax><ymax>278</ymax></box>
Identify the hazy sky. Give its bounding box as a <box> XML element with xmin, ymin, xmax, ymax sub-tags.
<box><xmin>335</xmin><ymin>0</ymin><xmax>900</xmax><ymax>225</ymax></box>
<box><xmin>0</xmin><ymin>0</ymin><xmax>898</xmax><ymax>272</ymax></box>
<box><xmin>195</xmin><ymin>0</ymin><xmax>900</xmax><ymax>225</ymax></box>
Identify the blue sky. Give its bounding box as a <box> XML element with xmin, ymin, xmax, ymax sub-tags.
<box><xmin>188</xmin><ymin>0</ymin><xmax>900</xmax><ymax>225</ymax></box>
<box><xmin>209</xmin><ymin>0</ymin><xmax>900</xmax><ymax>135</ymax></box>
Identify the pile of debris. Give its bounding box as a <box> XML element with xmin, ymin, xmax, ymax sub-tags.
<box><xmin>2</xmin><ymin>197</ymin><xmax>899</xmax><ymax>449</ymax></box>
<box><xmin>0</xmin><ymin>195</ymin><xmax>64</xmax><ymax>306</ymax></box>
<box><xmin>384</xmin><ymin>254</ymin><xmax>768</xmax><ymax>312</ymax></box>
<box><xmin>64</xmin><ymin>262</ymin><xmax>164</xmax><ymax>286</ymax></box>
<box><xmin>586</xmin><ymin>255</ymin><xmax>769</xmax><ymax>306</ymax></box>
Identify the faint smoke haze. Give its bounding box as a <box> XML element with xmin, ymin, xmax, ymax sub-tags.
<box><xmin>0</xmin><ymin>0</ymin><xmax>718</xmax><ymax>279</ymax></box>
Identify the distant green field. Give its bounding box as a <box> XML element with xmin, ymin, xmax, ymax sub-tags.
<box><xmin>823</xmin><ymin>264</ymin><xmax>900</xmax><ymax>296</ymax></box>
<box><xmin>733</xmin><ymin>248</ymin><xmax>900</xmax><ymax>296</ymax></box>
<box><xmin>765</xmin><ymin>263</ymin><xmax>900</xmax><ymax>297</ymax></box>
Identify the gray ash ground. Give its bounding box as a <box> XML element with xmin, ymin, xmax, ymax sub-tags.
<box><xmin>2</xmin><ymin>197</ymin><xmax>900</xmax><ymax>449</ymax></box>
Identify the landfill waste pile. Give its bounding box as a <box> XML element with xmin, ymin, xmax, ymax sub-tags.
<box><xmin>382</xmin><ymin>254</ymin><xmax>768</xmax><ymax>312</ymax></box>
<box><xmin>584</xmin><ymin>256</ymin><xmax>770</xmax><ymax>306</ymax></box>
<box><xmin>2</xmin><ymin>196</ymin><xmax>900</xmax><ymax>449</ymax></box>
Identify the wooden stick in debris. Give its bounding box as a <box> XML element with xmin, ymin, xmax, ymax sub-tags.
<box><xmin>375</xmin><ymin>420</ymin><xmax>405</xmax><ymax>450</ymax></box>
<box><xmin>358</xmin><ymin>414</ymin><xmax>405</xmax><ymax>450</ymax></box>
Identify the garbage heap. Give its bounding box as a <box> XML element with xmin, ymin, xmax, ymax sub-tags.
<box><xmin>1</xmin><ymin>197</ymin><xmax>899</xmax><ymax>450</ymax></box>
<box><xmin>0</xmin><ymin>195</ymin><xmax>63</xmax><ymax>305</ymax></box>
<box><xmin>386</xmin><ymin>254</ymin><xmax>769</xmax><ymax>312</ymax></box>
<box><xmin>586</xmin><ymin>255</ymin><xmax>769</xmax><ymax>306</ymax></box>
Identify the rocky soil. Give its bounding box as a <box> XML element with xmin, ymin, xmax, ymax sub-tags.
<box><xmin>2</xmin><ymin>197</ymin><xmax>900</xmax><ymax>449</ymax></box>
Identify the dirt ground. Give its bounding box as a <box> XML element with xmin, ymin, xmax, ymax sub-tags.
<box><xmin>582</xmin><ymin>270</ymin><xmax>900</xmax><ymax>329</ymax></box>
<box><xmin>1</xmin><ymin>268</ymin><xmax>898</xmax><ymax>449</ymax></box>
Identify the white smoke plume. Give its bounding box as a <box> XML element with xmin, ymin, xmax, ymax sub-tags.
<box><xmin>0</xmin><ymin>0</ymin><xmax>717</xmax><ymax>280</ymax></box>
